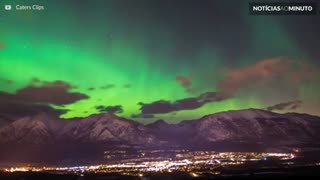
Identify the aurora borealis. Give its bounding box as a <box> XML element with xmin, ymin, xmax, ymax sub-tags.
<box><xmin>0</xmin><ymin>0</ymin><xmax>319</xmax><ymax>123</ymax></box>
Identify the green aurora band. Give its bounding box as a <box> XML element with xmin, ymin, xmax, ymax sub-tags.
<box><xmin>0</xmin><ymin>0</ymin><xmax>319</xmax><ymax>123</ymax></box>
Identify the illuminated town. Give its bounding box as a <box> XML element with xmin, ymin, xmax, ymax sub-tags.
<box><xmin>3</xmin><ymin>150</ymin><xmax>319</xmax><ymax>178</ymax></box>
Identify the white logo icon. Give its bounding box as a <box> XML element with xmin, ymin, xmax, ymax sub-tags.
<box><xmin>5</xmin><ymin>5</ymin><xmax>12</xmax><ymax>10</ymax></box>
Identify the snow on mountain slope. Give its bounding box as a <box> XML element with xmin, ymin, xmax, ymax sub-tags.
<box><xmin>0</xmin><ymin>109</ymin><xmax>319</xmax><ymax>149</ymax></box>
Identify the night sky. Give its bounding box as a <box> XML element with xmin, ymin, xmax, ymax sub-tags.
<box><xmin>0</xmin><ymin>0</ymin><xmax>319</xmax><ymax>123</ymax></box>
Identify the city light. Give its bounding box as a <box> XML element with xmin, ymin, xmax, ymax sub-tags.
<box><xmin>2</xmin><ymin>151</ymin><xmax>301</xmax><ymax>177</ymax></box>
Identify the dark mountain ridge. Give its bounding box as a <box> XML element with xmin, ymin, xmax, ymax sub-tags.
<box><xmin>0</xmin><ymin>109</ymin><xmax>320</xmax><ymax>164</ymax></box>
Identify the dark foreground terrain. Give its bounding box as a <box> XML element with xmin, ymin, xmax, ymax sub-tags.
<box><xmin>1</xmin><ymin>165</ymin><xmax>320</xmax><ymax>180</ymax></box>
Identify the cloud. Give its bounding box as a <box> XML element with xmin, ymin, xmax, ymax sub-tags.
<box><xmin>0</xmin><ymin>42</ymin><xmax>5</xmax><ymax>49</ymax></box>
<box><xmin>217</xmin><ymin>57</ymin><xmax>316</xmax><ymax>97</ymax></box>
<box><xmin>138</xmin><ymin>57</ymin><xmax>316</xmax><ymax>116</ymax></box>
<box><xmin>123</xmin><ymin>84</ymin><xmax>132</xmax><ymax>88</ymax></box>
<box><xmin>0</xmin><ymin>80</ymin><xmax>88</xmax><ymax>118</ymax></box>
<box><xmin>31</xmin><ymin>77</ymin><xmax>41</xmax><ymax>83</ymax></box>
<box><xmin>29</xmin><ymin>78</ymin><xmax>79</xmax><ymax>89</ymax></box>
<box><xmin>139</xmin><ymin>91</ymin><xmax>227</xmax><ymax>115</ymax></box>
<box><xmin>176</xmin><ymin>75</ymin><xmax>194</xmax><ymax>93</ymax></box>
<box><xmin>131</xmin><ymin>114</ymin><xmax>155</xmax><ymax>119</ymax></box>
<box><xmin>176</xmin><ymin>75</ymin><xmax>192</xmax><ymax>88</ymax></box>
<box><xmin>266</xmin><ymin>100</ymin><xmax>303</xmax><ymax>111</ymax></box>
<box><xmin>15</xmin><ymin>80</ymin><xmax>88</xmax><ymax>105</ymax></box>
<box><xmin>139</xmin><ymin>100</ymin><xmax>175</xmax><ymax>114</ymax></box>
<box><xmin>0</xmin><ymin>91</ymin><xmax>69</xmax><ymax>118</ymax></box>
<box><xmin>96</xmin><ymin>105</ymin><xmax>123</xmax><ymax>114</ymax></box>
<box><xmin>100</xmin><ymin>84</ymin><xmax>115</xmax><ymax>90</ymax></box>
<box><xmin>0</xmin><ymin>101</ymin><xmax>68</xmax><ymax>118</ymax></box>
<box><xmin>0</xmin><ymin>79</ymin><xmax>13</xmax><ymax>84</ymax></box>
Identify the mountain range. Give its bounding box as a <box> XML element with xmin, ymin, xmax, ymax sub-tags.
<box><xmin>0</xmin><ymin>109</ymin><xmax>320</xmax><ymax>164</ymax></box>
